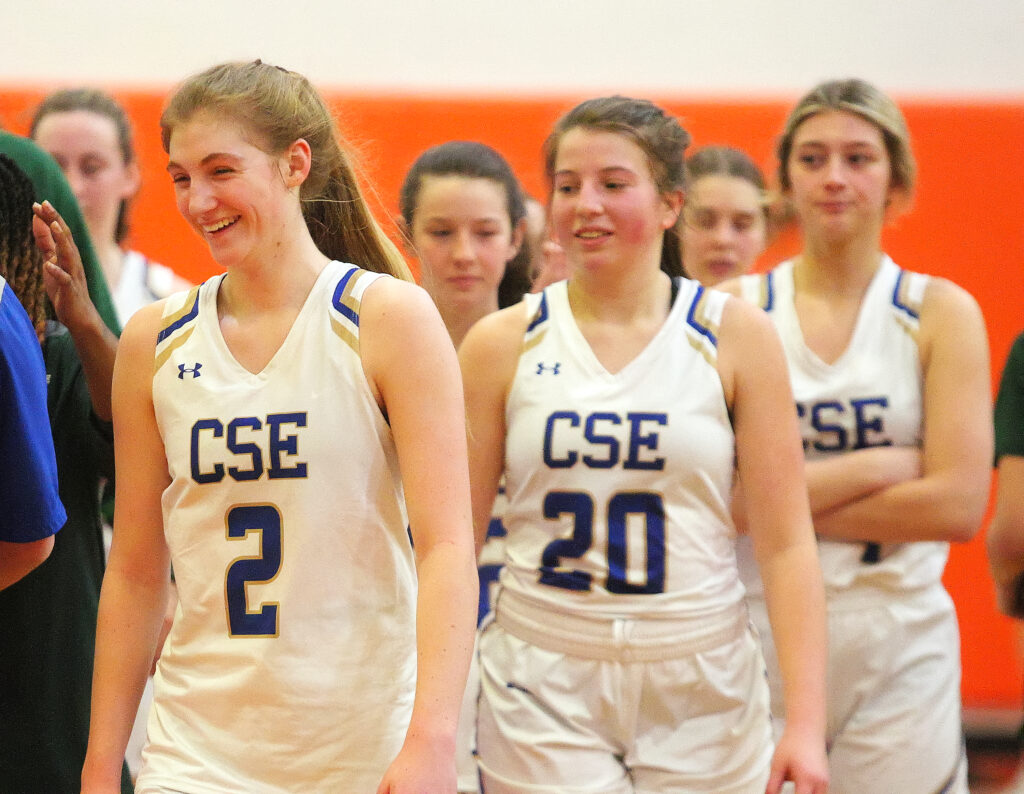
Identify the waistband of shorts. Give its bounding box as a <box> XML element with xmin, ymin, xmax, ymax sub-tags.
<box><xmin>492</xmin><ymin>587</ymin><xmax>747</xmax><ymax>662</ymax></box>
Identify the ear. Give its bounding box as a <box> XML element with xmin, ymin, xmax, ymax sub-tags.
<box><xmin>122</xmin><ymin>160</ymin><xmax>142</xmax><ymax>200</ymax></box>
<box><xmin>661</xmin><ymin>188</ymin><xmax>684</xmax><ymax>230</ymax></box>
<box><xmin>281</xmin><ymin>138</ymin><xmax>313</xmax><ymax>189</ymax></box>
<box><xmin>884</xmin><ymin>182</ymin><xmax>912</xmax><ymax>221</ymax></box>
<box><xmin>507</xmin><ymin>217</ymin><xmax>527</xmax><ymax>262</ymax></box>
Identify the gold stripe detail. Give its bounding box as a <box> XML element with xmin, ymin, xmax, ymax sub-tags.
<box><xmin>153</xmin><ymin>327</ymin><xmax>195</xmax><ymax>374</ymax></box>
<box><xmin>693</xmin><ymin>290</ymin><xmax>721</xmax><ymax>338</ymax></box>
<box><xmin>158</xmin><ymin>285</ymin><xmax>201</xmax><ymax>335</ymax></box>
<box><xmin>894</xmin><ymin>313</ymin><xmax>919</xmax><ymax>341</ymax></box>
<box><xmin>687</xmin><ymin>333</ymin><xmax>716</xmax><ymax>368</ymax></box>
<box><xmin>522</xmin><ymin>329</ymin><xmax>547</xmax><ymax>354</ymax></box>
<box><xmin>330</xmin><ymin>315</ymin><xmax>359</xmax><ymax>354</ymax></box>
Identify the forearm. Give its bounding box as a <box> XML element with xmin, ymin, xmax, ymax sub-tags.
<box><xmin>406</xmin><ymin>541</ymin><xmax>477</xmax><ymax>745</ymax></box>
<box><xmin>805</xmin><ymin>446</ymin><xmax>920</xmax><ymax>517</ymax></box>
<box><xmin>82</xmin><ymin>565</ymin><xmax>170</xmax><ymax>787</ymax></box>
<box><xmin>813</xmin><ymin>469</ymin><xmax>989</xmax><ymax>544</ymax></box>
<box><xmin>759</xmin><ymin>541</ymin><xmax>827</xmax><ymax>736</ymax></box>
<box><xmin>67</xmin><ymin>312</ymin><xmax>118</xmax><ymax>422</ymax></box>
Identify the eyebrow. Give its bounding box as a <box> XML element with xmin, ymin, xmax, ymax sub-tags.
<box><xmin>553</xmin><ymin>165</ymin><xmax>638</xmax><ymax>178</ymax></box>
<box><xmin>166</xmin><ymin>152</ymin><xmax>242</xmax><ymax>172</ymax></box>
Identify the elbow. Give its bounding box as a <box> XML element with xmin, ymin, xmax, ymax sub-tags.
<box><xmin>0</xmin><ymin>535</ymin><xmax>55</xmax><ymax>591</ymax></box>
<box><xmin>942</xmin><ymin>495</ymin><xmax>989</xmax><ymax>544</ymax></box>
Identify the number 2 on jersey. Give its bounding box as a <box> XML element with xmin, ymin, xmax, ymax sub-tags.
<box><xmin>539</xmin><ymin>490</ymin><xmax>666</xmax><ymax>594</ymax></box>
<box><xmin>225</xmin><ymin>504</ymin><xmax>282</xmax><ymax>637</ymax></box>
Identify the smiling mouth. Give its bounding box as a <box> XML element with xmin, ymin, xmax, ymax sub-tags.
<box><xmin>202</xmin><ymin>217</ymin><xmax>239</xmax><ymax>233</ymax></box>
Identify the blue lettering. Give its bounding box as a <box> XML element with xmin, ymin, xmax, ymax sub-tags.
<box><xmin>582</xmin><ymin>413</ymin><xmax>620</xmax><ymax>468</ymax></box>
<box><xmin>810</xmin><ymin>401</ymin><xmax>847</xmax><ymax>452</ymax></box>
<box><xmin>798</xmin><ymin>397</ymin><xmax>892</xmax><ymax>453</ymax></box>
<box><xmin>543</xmin><ymin>411</ymin><xmax>580</xmax><ymax>468</ymax></box>
<box><xmin>227</xmin><ymin>417</ymin><xmax>264</xmax><ymax>481</ymax></box>
<box><xmin>191</xmin><ymin>419</ymin><xmax>225</xmax><ymax>483</ymax></box>
<box><xmin>543</xmin><ymin>410</ymin><xmax>669</xmax><ymax>470</ymax></box>
<box><xmin>624</xmin><ymin>412</ymin><xmax>667</xmax><ymax>470</ymax></box>
<box><xmin>267</xmin><ymin>412</ymin><xmax>308</xmax><ymax>479</ymax></box>
<box><xmin>190</xmin><ymin>413</ymin><xmax>308</xmax><ymax>484</ymax></box>
<box><xmin>851</xmin><ymin>397</ymin><xmax>891</xmax><ymax>449</ymax></box>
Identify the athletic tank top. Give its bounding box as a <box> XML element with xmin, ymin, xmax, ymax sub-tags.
<box><xmin>497</xmin><ymin>278</ymin><xmax>745</xmax><ymax>628</ymax></box>
<box><xmin>140</xmin><ymin>261</ymin><xmax>416</xmax><ymax>793</ymax></box>
<box><xmin>737</xmin><ymin>256</ymin><xmax>946</xmax><ymax>603</ymax></box>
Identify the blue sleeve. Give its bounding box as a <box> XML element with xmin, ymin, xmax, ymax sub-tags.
<box><xmin>0</xmin><ymin>283</ymin><xmax>66</xmax><ymax>542</ymax></box>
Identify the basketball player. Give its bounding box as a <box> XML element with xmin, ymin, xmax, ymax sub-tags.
<box><xmin>80</xmin><ymin>60</ymin><xmax>477</xmax><ymax>794</ymax></box>
<box><xmin>460</xmin><ymin>95</ymin><xmax>828</xmax><ymax>794</ymax></box>
<box><xmin>727</xmin><ymin>78</ymin><xmax>991</xmax><ymax>794</ymax></box>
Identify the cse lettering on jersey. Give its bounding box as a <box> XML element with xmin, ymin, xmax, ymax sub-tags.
<box><xmin>542</xmin><ymin>410</ymin><xmax>668</xmax><ymax>470</ymax></box>
<box><xmin>797</xmin><ymin>396</ymin><xmax>892</xmax><ymax>452</ymax></box>
<box><xmin>189</xmin><ymin>412</ymin><xmax>309</xmax><ymax>484</ymax></box>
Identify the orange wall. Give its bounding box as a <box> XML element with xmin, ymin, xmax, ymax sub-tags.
<box><xmin>3</xmin><ymin>87</ymin><xmax>1023</xmax><ymax>711</ymax></box>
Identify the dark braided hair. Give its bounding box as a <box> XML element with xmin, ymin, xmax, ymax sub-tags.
<box><xmin>0</xmin><ymin>154</ymin><xmax>49</xmax><ymax>334</ymax></box>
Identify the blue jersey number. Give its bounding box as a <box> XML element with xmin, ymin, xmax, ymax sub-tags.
<box><xmin>225</xmin><ymin>504</ymin><xmax>283</xmax><ymax>637</ymax></box>
<box><xmin>539</xmin><ymin>490</ymin><xmax>666</xmax><ymax>594</ymax></box>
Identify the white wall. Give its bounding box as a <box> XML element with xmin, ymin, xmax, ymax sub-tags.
<box><xmin>3</xmin><ymin>0</ymin><xmax>1021</xmax><ymax>96</ymax></box>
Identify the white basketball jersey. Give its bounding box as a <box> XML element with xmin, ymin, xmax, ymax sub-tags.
<box><xmin>140</xmin><ymin>261</ymin><xmax>416</xmax><ymax>793</ymax></box>
<box><xmin>497</xmin><ymin>278</ymin><xmax>745</xmax><ymax>627</ymax></box>
<box><xmin>738</xmin><ymin>256</ymin><xmax>947</xmax><ymax>602</ymax></box>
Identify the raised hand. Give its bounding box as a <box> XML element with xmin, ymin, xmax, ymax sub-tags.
<box><xmin>32</xmin><ymin>200</ymin><xmax>96</xmax><ymax>334</ymax></box>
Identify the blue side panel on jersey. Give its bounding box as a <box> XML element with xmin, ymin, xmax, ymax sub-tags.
<box><xmin>526</xmin><ymin>293</ymin><xmax>549</xmax><ymax>333</ymax></box>
<box><xmin>331</xmin><ymin>267</ymin><xmax>360</xmax><ymax>326</ymax></box>
<box><xmin>763</xmin><ymin>271</ymin><xmax>775</xmax><ymax>312</ymax></box>
<box><xmin>685</xmin><ymin>285</ymin><xmax>718</xmax><ymax>347</ymax></box>
<box><xmin>891</xmin><ymin>270</ymin><xmax>920</xmax><ymax>320</ymax></box>
<box><xmin>156</xmin><ymin>290</ymin><xmax>201</xmax><ymax>343</ymax></box>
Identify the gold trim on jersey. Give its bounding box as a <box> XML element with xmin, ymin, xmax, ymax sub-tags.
<box><xmin>224</xmin><ymin>502</ymin><xmax>284</xmax><ymax>640</ymax></box>
<box><xmin>522</xmin><ymin>330</ymin><xmax>548</xmax><ymax>354</ymax></box>
<box><xmin>160</xmin><ymin>285</ymin><xmax>201</xmax><ymax>331</ymax></box>
<box><xmin>330</xmin><ymin>315</ymin><xmax>359</xmax><ymax>354</ymax></box>
<box><xmin>154</xmin><ymin>326</ymin><xmax>195</xmax><ymax>374</ymax></box>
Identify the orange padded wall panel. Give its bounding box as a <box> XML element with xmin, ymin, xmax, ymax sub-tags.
<box><xmin>2</xmin><ymin>86</ymin><xmax>1022</xmax><ymax>712</ymax></box>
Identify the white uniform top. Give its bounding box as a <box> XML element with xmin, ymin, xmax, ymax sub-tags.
<box><xmin>113</xmin><ymin>250</ymin><xmax>183</xmax><ymax>326</ymax></box>
<box><xmin>737</xmin><ymin>255</ymin><xmax>946</xmax><ymax>605</ymax></box>
<box><xmin>139</xmin><ymin>261</ymin><xmax>416</xmax><ymax>794</ymax></box>
<box><xmin>497</xmin><ymin>278</ymin><xmax>744</xmax><ymax>632</ymax></box>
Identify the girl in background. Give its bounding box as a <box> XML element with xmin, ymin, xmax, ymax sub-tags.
<box><xmin>81</xmin><ymin>61</ymin><xmax>477</xmax><ymax>794</ymax></box>
<box><xmin>729</xmin><ymin>78</ymin><xmax>991</xmax><ymax>793</ymax></box>
<box><xmin>460</xmin><ymin>95</ymin><xmax>828</xmax><ymax>794</ymax></box>
<box><xmin>398</xmin><ymin>139</ymin><xmax>525</xmax><ymax>793</ymax></box>
<box><xmin>681</xmin><ymin>145</ymin><xmax>771</xmax><ymax>286</ymax></box>
<box><xmin>399</xmin><ymin>140</ymin><xmax>525</xmax><ymax>346</ymax></box>
<box><xmin>32</xmin><ymin>88</ymin><xmax>191</xmax><ymax>326</ymax></box>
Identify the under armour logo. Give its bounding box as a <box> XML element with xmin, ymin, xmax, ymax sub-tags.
<box><xmin>536</xmin><ymin>362</ymin><xmax>561</xmax><ymax>375</ymax></box>
<box><xmin>178</xmin><ymin>362</ymin><xmax>203</xmax><ymax>379</ymax></box>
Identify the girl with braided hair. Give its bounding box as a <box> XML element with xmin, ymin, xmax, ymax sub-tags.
<box><xmin>0</xmin><ymin>153</ymin><xmax>128</xmax><ymax>792</ymax></box>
